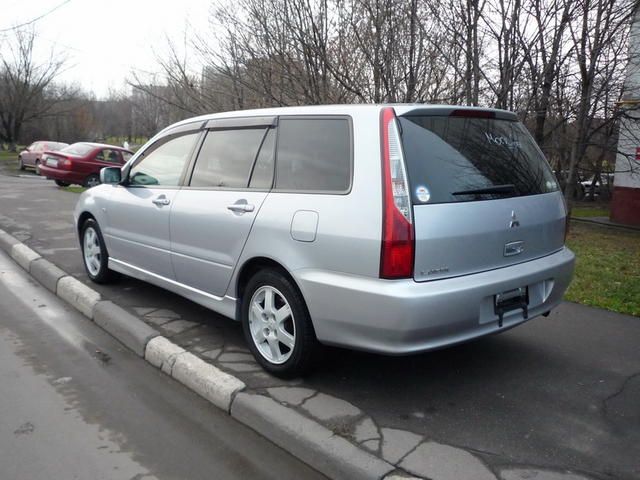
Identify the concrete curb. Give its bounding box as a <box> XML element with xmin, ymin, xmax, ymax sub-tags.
<box><xmin>57</xmin><ymin>276</ymin><xmax>102</xmax><ymax>319</ymax></box>
<box><xmin>231</xmin><ymin>392</ymin><xmax>395</xmax><ymax>480</ymax></box>
<box><xmin>94</xmin><ymin>301</ymin><xmax>160</xmax><ymax>357</ymax></box>
<box><xmin>0</xmin><ymin>226</ymin><xmax>403</xmax><ymax>480</ymax></box>
<box><xmin>29</xmin><ymin>258</ymin><xmax>66</xmax><ymax>293</ymax></box>
<box><xmin>11</xmin><ymin>243</ymin><xmax>41</xmax><ymax>270</ymax></box>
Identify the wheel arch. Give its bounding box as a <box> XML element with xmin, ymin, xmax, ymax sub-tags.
<box><xmin>77</xmin><ymin>211</ymin><xmax>96</xmax><ymax>239</ymax></box>
<box><xmin>234</xmin><ymin>256</ymin><xmax>307</xmax><ymax>321</ymax></box>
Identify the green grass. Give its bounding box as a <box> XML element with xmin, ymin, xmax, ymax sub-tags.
<box><xmin>61</xmin><ymin>186</ymin><xmax>86</xmax><ymax>194</ymax></box>
<box><xmin>572</xmin><ymin>206</ymin><xmax>610</xmax><ymax>218</ymax></box>
<box><xmin>565</xmin><ymin>221</ymin><xmax>640</xmax><ymax>316</ymax></box>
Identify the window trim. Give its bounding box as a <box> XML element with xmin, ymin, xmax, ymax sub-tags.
<box><xmin>123</xmin><ymin>128</ymin><xmax>204</xmax><ymax>189</ymax></box>
<box><xmin>272</xmin><ymin>115</ymin><xmax>354</xmax><ymax>195</ymax></box>
<box><xmin>182</xmin><ymin>120</ymin><xmax>277</xmax><ymax>192</ymax></box>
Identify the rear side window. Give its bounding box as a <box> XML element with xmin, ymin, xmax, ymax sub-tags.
<box><xmin>399</xmin><ymin>116</ymin><xmax>559</xmax><ymax>204</ymax></box>
<box><xmin>275</xmin><ymin>118</ymin><xmax>351</xmax><ymax>192</ymax></box>
<box><xmin>191</xmin><ymin>128</ymin><xmax>267</xmax><ymax>188</ymax></box>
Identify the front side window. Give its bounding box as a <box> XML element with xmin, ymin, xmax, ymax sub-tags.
<box><xmin>275</xmin><ymin>118</ymin><xmax>351</xmax><ymax>192</ymax></box>
<box><xmin>190</xmin><ymin>128</ymin><xmax>267</xmax><ymax>188</ymax></box>
<box><xmin>129</xmin><ymin>133</ymin><xmax>198</xmax><ymax>187</ymax></box>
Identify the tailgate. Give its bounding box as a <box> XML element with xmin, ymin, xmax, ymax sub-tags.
<box><xmin>413</xmin><ymin>192</ymin><xmax>566</xmax><ymax>281</ymax></box>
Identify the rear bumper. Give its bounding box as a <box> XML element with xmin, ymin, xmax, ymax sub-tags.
<box><xmin>295</xmin><ymin>247</ymin><xmax>575</xmax><ymax>354</ymax></box>
<box><xmin>39</xmin><ymin>165</ymin><xmax>81</xmax><ymax>184</ymax></box>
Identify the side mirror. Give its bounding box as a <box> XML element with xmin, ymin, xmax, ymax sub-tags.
<box><xmin>100</xmin><ymin>166</ymin><xmax>122</xmax><ymax>185</ymax></box>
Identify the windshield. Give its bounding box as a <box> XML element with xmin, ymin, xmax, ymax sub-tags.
<box><xmin>60</xmin><ymin>143</ymin><xmax>94</xmax><ymax>156</ymax></box>
<box><xmin>399</xmin><ymin>115</ymin><xmax>559</xmax><ymax>204</ymax></box>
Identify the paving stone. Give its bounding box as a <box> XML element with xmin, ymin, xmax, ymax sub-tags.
<box><xmin>134</xmin><ymin>307</ymin><xmax>157</xmax><ymax>316</ymax></box>
<box><xmin>301</xmin><ymin>393</ymin><xmax>362</xmax><ymax>421</ymax></box>
<box><xmin>160</xmin><ymin>319</ymin><xmax>199</xmax><ymax>335</ymax></box>
<box><xmin>267</xmin><ymin>387</ymin><xmax>317</xmax><ymax>406</ymax></box>
<box><xmin>500</xmin><ymin>469</ymin><xmax>592</xmax><ymax>480</ymax></box>
<box><xmin>147</xmin><ymin>308</ymin><xmax>180</xmax><ymax>319</ymax></box>
<box><xmin>380</xmin><ymin>428</ymin><xmax>424</xmax><ymax>464</ymax></box>
<box><xmin>201</xmin><ymin>348</ymin><xmax>222</xmax><ymax>360</ymax></box>
<box><xmin>219</xmin><ymin>352</ymin><xmax>255</xmax><ymax>362</ymax></box>
<box><xmin>400</xmin><ymin>441</ymin><xmax>497</xmax><ymax>480</ymax></box>
<box><xmin>225</xmin><ymin>344</ymin><xmax>250</xmax><ymax>353</ymax></box>
<box><xmin>221</xmin><ymin>362</ymin><xmax>261</xmax><ymax>373</ymax></box>
<box><xmin>362</xmin><ymin>439</ymin><xmax>380</xmax><ymax>452</ymax></box>
<box><xmin>354</xmin><ymin>417</ymin><xmax>380</xmax><ymax>443</ymax></box>
<box><xmin>383</xmin><ymin>473</ymin><xmax>423</xmax><ymax>480</ymax></box>
<box><xmin>144</xmin><ymin>315</ymin><xmax>175</xmax><ymax>327</ymax></box>
<box><xmin>231</xmin><ymin>393</ymin><xmax>394</xmax><ymax>480</ymax></box>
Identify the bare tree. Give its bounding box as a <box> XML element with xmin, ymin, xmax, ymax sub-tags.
<box><xmin>0</xmin><ymin>28</ymin><xmax>73</xmax><ymax>150</ymax></box>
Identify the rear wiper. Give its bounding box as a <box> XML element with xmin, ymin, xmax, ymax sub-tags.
<box><xmin>452</xmin><ymin>184</ymin><xmax>516</xmax><ymax>196</ymax></box>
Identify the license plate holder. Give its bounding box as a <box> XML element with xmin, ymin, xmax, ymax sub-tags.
<box><xmin>494</xmin><ymin>286</ymin><xmax>529</xmax><ymax>327</ymax></box>
<box><xmin>46</xmin><ymin>158</ymin><xmax>58</xmax><ymax>167</ymax></box>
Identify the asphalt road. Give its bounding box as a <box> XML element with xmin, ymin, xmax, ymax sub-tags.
<box><xmin>1</xmin><ymin>173</ymin><xmax>639</xmax><ymax>479</ymax></box>
<box><xmin>0</xmin><ymin>248</ymin><xmax>324</xmax><ymax>480</ymax></box>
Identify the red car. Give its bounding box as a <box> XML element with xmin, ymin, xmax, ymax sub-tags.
<box><xmin>39</xmin><ymin>142</ymin><xmax>134</xmax><ymax>188</ymax></box>
<box><xmin>18</xmin><ymin>141</ymin><xmax>69</xmax><ymax>174</ymax></box>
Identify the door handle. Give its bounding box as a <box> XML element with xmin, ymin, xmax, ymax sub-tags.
<box><xmin>152</xmin><ymin>196</ymin><xmax>170</xmax><ymax>206</ymax></box>
<box><xmin>227</xmin><ymin>203</ymin><xmax>255</xmax><ymax>213</ymax></box>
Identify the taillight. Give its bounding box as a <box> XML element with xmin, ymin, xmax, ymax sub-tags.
<box><xmin>61</xmin><ymin>158</ymin><xmax>72</xmax><ymax>169</ymax></box>
<box><xmin>380</xmin><ymin>107</ymin><xmax>414</xmax><ymax>279</ymax></box>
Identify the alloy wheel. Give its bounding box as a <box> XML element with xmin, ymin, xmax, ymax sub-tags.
<box><xmin>248</xmin><ymin>285</ymin><xmax>296</xmax><ymax>364</ymax></box>
<box><xmin>83</xmin><ymin>226</ymin><xmax>102</xmax><ymax>276</ymax></box>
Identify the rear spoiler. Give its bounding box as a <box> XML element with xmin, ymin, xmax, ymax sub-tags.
<box><xmin>400</xmin><ymin>107</ymin><xmax>518</xmax><ymax>122</ymax></box>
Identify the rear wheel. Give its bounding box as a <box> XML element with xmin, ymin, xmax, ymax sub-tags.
<box><xmin>241</xmin><ymin>269</ymin><xmax>318</xmax><ymax>378</ymax></box>
<box><xmin>81</xmin><ymin>218</ymin><xmax>117</xmax><ymax>283</ymax></box>
<box><xmin>35</xmin><ymin>159</ymin><xmax>41</xmax><ymax>175</ymax></box>
<box><xmin>84</xmin><ymin>174</ymin><xmax>100</xmax><ymax>188</ymax></box>
<box><xmin>55</xmin><ymin>180</ymin><xmax>70</xmax><ymax>187</ymax></box>
<box><xmin>18</xmin><ymin>157</ymin><xmax>25</xmax><ymax>170</ymax></box>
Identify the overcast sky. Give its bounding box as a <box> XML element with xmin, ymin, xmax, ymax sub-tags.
<box><xmin>0</xmin><ymin>0</ymin><xmax>212</xmax><ymax>97</ymax></box>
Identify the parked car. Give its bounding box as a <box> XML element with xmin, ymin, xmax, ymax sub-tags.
<box><xmin>39</xmin><ymin>142</ymin><xmax>133</xmax><ymax>188</ymax></box>
<box><xmin>18</xmin><ymin>141</ymin><xmax>69</xmax><ymax>174</ymax></box>
<box><xmin>579</xmin><ymin>173</ymin><xmax>614</xmax><ymax>199</ymax></box>
<box><xmin>73</xmin><ymin>105</ymin><xmax>575</xmax><ymax>377</ymax></box>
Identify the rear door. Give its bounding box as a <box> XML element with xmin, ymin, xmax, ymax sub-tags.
<box><xmin>104</xmin><ymin>131</ymin><xmax>200</xmax><ymax>280</ymax></box>
<box><xmin>169</xmin><ymin>117</ymin><xmax>275</xmax><ymax>297</ymax></box>
<box><xmin>398</xmin><ymin>109</ymin><xmax>566</xmax><ymax>282</ymax></box>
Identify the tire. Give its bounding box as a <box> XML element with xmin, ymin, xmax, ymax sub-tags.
<box><xmin>35</xmin><ymin>159</ymin><xmax>41</xmax><ymax>175</ymax></box>
<box><xmin>84</xmin><ymin>174</ymin><xmax>100</xmax><ymax>188</ymax></box>
<box><xmin>241</xmin><ymin>269</ymin><xmax>318</xmax><ymax>378</ymax></box>
<box><xmin>55</xmin><ymin>180</ymin><xmax>70</xmax><ymax>187</ymax></box>
<box><xmin>80</xmin><ymin>218</ymin><xmax>117</xmax><ymax>283</ymax></box>
<box><xmin>18</xmin><ymin>157</ymin><xmax>25</xmax><ymax>170</ymax></box>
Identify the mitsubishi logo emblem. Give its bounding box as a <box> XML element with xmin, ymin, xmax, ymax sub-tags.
<box><xmin>509</xmin><ymin>211</ymin><xmax>520</xmax><ymax>228</ymax></box>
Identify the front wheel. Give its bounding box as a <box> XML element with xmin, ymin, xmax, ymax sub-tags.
<box><xmin>81</xmin><ymin>218</ymin><xmax>117</xmax><ymax>283</ymax></box>
<box><xmin>35</xmin><ymin>159</ymin><xmax>41</xmax><ymax>175</ymax></box>
<box><xmin>18</xmin><ymin>157</ymin><xmax>25</xmax><ymax>170</ymax></box>
<box><xmin>241</xmin><ymin>269</ymin><xmax>318</xmax><ymax>378</ymax></box>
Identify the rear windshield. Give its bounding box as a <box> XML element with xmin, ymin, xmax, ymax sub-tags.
<box><xmin>60</xmin><ymin>143</ymin><xmax>94</xmax><ymax>156</ymax></box>
<box><xmin>399</xmin><ymin>115</ymin><xmax>559</xmax><ymax>204</ymax></box>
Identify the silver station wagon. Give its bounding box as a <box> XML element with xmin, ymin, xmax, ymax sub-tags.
<box><xmin>74</xmin><ymin>105</ymin><xmax>575</xmax><ymax>377</ymax></box>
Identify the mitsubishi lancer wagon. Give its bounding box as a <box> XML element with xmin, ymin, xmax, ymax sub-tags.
<box><xmin>73</xmin><ymin>105</ymin><xmax>575</xmax><ymax>377</ymax></box>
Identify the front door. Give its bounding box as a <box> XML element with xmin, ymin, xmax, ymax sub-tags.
<box><xmin>102</xmin><ymin>131</ymin><xmax>200</xmax><ymax>280</ymax></box>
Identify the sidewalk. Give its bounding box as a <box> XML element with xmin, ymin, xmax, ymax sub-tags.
<box><xmin>1</xmin><ymin>174</ymin><xmax>639</xmax><ymax>480</ymax></box>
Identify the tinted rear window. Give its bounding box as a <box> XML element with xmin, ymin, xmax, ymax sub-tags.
<box><xmin>275</xmin><ymin>118</ymin><xmax>351</xmax><ymax>192</ymax></box>
<box><xmin>399</xmin><ymin>116</ymin><xmax>558</xmax><ymax>204</ymax></box>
